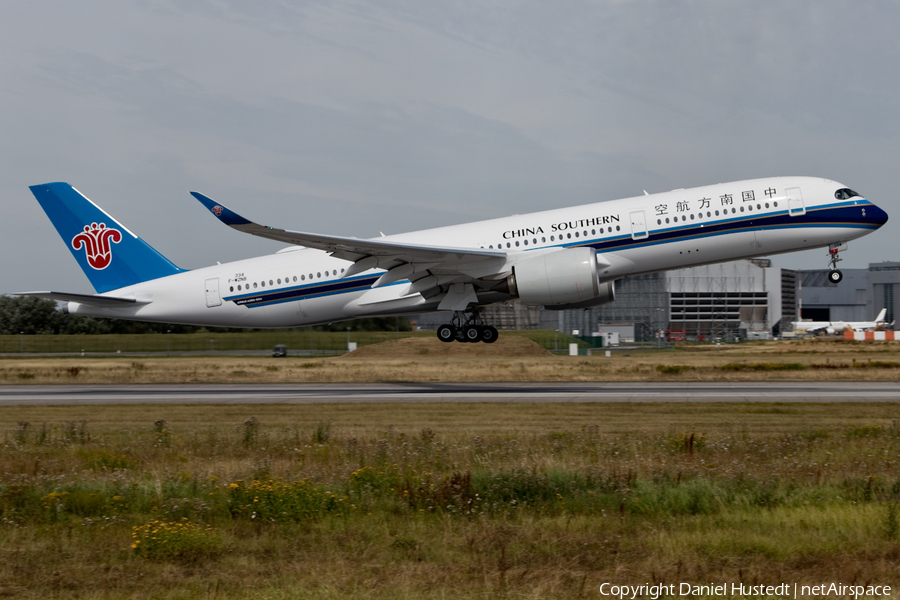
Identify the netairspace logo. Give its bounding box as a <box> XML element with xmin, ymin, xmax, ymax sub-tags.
<box><xmin>598</xmin><ymin>582</ymin><xmax>893</xmax><ymax>599</ymax></box>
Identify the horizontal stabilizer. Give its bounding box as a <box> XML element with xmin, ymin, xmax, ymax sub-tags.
<box><xmin>16</xmin><ymin>291</ymin><xmax>149</xmax><ymax>307</ymax></box>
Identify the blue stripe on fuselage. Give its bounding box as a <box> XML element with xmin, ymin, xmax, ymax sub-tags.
<box><xmin>223</xmin><ymin>274</ymin><xmax>390</xmax><ymax>308</ymax></box>
<box><xmin>560</xmin><ymin>200</ymin><xmax>881</xmax><ymax>253</ymax></box>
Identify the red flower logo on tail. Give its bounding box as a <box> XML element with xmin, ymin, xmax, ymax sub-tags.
<box><xmin>71</xmin><ymin>223</ymin><xmax>122</xmax><ymax>270</ymax></box>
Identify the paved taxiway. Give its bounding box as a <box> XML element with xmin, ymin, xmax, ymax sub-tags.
<box><xmin>0</xmin><ymin>382</ymin><xmax>897</xmax><ymax>405</ymax></box>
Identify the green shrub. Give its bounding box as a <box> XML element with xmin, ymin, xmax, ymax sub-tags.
<box><xmin>656</xmin><ymin>364</ymin><xmax>691</xmax><ymax>375</ymax></box>
<box><xmin>854</xmin><ymin>361</ymin><xmax>900</xmax><ymax>369</ymax></box>
<box><xmin>131</xmin><ymin>519</ymin><xmax>222</xmax><ymax>561</ymax></box>
<box><xmin>721</xmin><ymin>362</ymin><xmax>805</xmax><ymax>371</ymax></box>
<box><xmin>227</xmin><ymin>478</ymin><xmax>341</xmax><ymax>521</ymax></box>
<box><xmin>77</xmin><ymin>449</ymin><xmax>137</xmax><ymax>471</ymax></box>
<box><xmin>628</xmin><ymin>478</ymin><xmax>722</xmax><ymax>516</ymax></box>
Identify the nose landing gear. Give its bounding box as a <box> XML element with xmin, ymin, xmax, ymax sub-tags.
<box><xmin>827</xmin><ymin>242</ymin><xmax>847</xmax><ymax>284</ymax></box>
<box><xmin>435</xmin><ymin>310</ymin><xmax>499</xmax><ymax>344</ymax></box>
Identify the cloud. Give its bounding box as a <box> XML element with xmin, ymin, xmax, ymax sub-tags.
<box><xmin>1</xmin><ymin>0</ymin><xmax>897</xmax><ymax>294</ymax></box>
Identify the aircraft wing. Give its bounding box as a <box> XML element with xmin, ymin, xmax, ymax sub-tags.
<box><xmin>190</xmin><ymin>192</ymin><xmax>504</xmax><ymax>263</ymax></box>
<box><xmin>16</xmin><ymin>291</ymin><xmax>149</xmax><ymax>307</ymax></box>
<box><xmin>190</xmin><ymin>192</ymin><xmax>511</xmax><ymax>305</ymax></box>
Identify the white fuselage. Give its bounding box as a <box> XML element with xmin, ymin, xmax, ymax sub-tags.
<box><xmin>67</xmin><ymin>176</ymin><xmax>885</xmax><ymax>328</ymax></box>
<box><xmin>792</xmin><ymin>309</ymin><xmax>888</xmax><ymax>334</ymax></box>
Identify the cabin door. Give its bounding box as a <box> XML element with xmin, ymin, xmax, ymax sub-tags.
<box><xmin>629</xmin><ymin>210</ymin><xmax>648</xmax><ymax>240</ymax></box>
<box><xmin>786</xmin><ymin>187</ymin><xmax>806</xmax><ymax>217</ymax></box>
<box><xmin>205</xmin><ymin>278</ymin><xmax>222</xmax><ymax>308</ymax></box>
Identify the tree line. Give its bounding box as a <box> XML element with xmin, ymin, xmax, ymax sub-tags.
<box><xmin>0</xmin><ymin>295</ymin><xmax>411</xmax><ymax>334</ymax></box>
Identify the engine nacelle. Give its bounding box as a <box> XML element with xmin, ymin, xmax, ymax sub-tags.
<box><xmin>507</xmin><ymin>247</ymin><xmax>615</xmax><ymax>308</ymax></box>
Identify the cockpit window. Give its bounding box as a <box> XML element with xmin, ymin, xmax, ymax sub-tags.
<box><xmin>834</xmin><ymin>188</ymin><xmax>861</xmax><ymax>200</ymax></box>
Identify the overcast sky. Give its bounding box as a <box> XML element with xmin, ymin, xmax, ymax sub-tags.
<box><xmin>2</xmin><ymin>1</ymin><xmax>898</xmax><ymax>295</ymax></box>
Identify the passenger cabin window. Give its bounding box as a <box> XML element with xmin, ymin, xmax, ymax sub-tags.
<box><xmin>835</xmin><ymin>188</ymin><xmax>860</xmax><ymax>199</ymax></box>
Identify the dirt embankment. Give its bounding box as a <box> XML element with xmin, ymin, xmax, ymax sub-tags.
<box><xmin>342</xmin><ymin>335</ymin><xmax>551</xmax><ymax>358</ymax></box>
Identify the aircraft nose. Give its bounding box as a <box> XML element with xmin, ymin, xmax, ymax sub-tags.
<box><xmin>867</xmin><ymin>202</ymin><xmax>889</xmax><ymax>227</ymax></box>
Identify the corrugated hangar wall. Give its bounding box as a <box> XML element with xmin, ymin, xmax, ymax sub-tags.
<box><xmin>559</xmin><ymin>272</ymin><xmax>668</xmax><ymax>342</ymax></box>
<box><xmin>559</xmin><ymin>259</ymin><xmax>792</xmax><ymax>340</ymax></box>
<box><xmin>799</xmin><ymin>269</ymin><xmax>868</xmax><ymax>322</ymax></box>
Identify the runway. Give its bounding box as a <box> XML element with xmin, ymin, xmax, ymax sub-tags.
<box><xmin>0</xmin><ymin>382</ymin><xmax>897</xmax><ymax>405</ymax></box>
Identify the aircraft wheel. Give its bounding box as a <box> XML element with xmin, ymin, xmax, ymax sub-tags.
<box><xmin>436</xmin><ymin>324</ymin><xmax>456</xmax><ymax>343</ymax></box>
<box><xmin>463</xmin><ymin>325</ymin><xmax>482</xmax><ymax>343</ymax></box>
<box><xmin>481</xmin><ymin>326</ymin><xmax>499</xmax><ymax>344</ymax></box>
<box><xmin>828</xmin><ymin>269</ymin><xmax>843</xmax><ymax>284</ymax></box>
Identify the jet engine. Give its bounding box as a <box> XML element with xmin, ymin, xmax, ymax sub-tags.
<box><xmin>504</xmin><ymin>247</ymin><xmax>615</xmax><ymax>309</ymax></box>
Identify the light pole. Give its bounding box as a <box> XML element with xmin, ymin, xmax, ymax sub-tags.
<box><xmin>655</xmin><ymin>308</ymin><xmax>664</xmax><ymax>348</ymax></box>
<box><xmin>19</xmin><ymin>331</ymin><xmax>23</xmax><ymax>355</ymax></box>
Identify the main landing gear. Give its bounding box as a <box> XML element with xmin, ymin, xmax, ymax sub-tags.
<box><xmin>827</xmin><ymin>242</ymin><xmax>847</xmax><ymax>284</ymax></box>
<box><xmin>436</xmin><ymin>310</ymin><xmax>498</xmax><ymax>344</ymax></box>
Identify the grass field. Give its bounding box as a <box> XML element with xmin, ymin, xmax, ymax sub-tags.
<box><xmin>2</xmin><ymin>338</ymin><xmax>899</xmax><ymax>598</ymax></box>
<box><xmin>0</xmin><ymin>330</ymin><xmax>578</xmax><ymax>355</ymax></box>
<box><xmin>2</xmin><ymin>402</ymin><xmax>900</xmax><ymax>598</ymax></box>
<box><xmin>2</xmin><ymin>336</ymin><xmax>900</xmax><ymax>384</ymax></box>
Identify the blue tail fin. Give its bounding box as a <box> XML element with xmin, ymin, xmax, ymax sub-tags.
<box><xmin>29</xmin><ymin>182</ymin><xmax>184</xmax><ymax>293</ymax></box>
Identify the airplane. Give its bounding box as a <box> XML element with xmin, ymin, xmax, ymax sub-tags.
<box><xmin>19</xmin><ymin>176</ymin><xmax>888</xmax><ymax>343</ymax></box>
<box><xmin>792</xmin><ymin>308</ymin><xmax>892</xmax><ymax>335</ymax></box>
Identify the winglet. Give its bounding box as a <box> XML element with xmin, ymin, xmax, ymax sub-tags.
<box><xmin>190</xmin><ymin>192</ymin><xmax>253</xmax><ymax>227</ymax></box>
